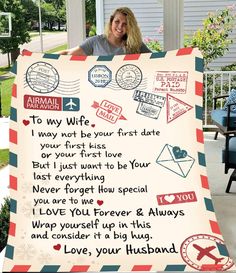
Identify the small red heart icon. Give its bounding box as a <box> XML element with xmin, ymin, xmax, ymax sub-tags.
<box><xmin>97</xmin><ymin>200</ymin><xmax>104</xmax><ymax>206</ymax></box>
<box><xmin>53</xmin><ymin>244</ymin><xmax>61</xmax><ymax>251</ymax></box>
<box><xmin>23</xmin><ymin>120</ymin><xmax>30</xmax><ymax>126</ymax></box>
<box><xmin>107</xmin><ymin>109</ymin><xmax>112</xmax><ymax>114</ymax></box>
<box><xmin>91</xmin><ymin>124</ymin><xmax>95</xmax><ymax>128</ymax></box>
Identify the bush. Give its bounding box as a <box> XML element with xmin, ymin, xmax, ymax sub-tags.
<box><xmin>0</xmin><ymin>197</ymin><xmax>10</xmax><ymax>253</ymax></box>
<box><xmin>184</xmin><ymin>6</ymin><xmax>236</xmax><ymax>69</ymax></box>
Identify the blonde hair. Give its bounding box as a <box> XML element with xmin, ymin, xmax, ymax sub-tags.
<box><xmin>104</xmin><ymin>7</ymin><xmax>143</xmax><ymax>54</ymax></box>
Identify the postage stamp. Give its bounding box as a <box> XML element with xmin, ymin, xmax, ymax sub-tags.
<box><xmin>180</xmin><ymin>234</ymin><xmax>234</xmax><ymax>271</ymax></box>
<box><xmin>153</xmin><ymin>71</ymin><xmax>188</xmax><ymax>94</ymax></box>
<box><xmin>24</xmin><ymin>95</ymin><xmax>80</xmax><ymax>112</ymax></box>
<box><xmin>115</xmin><ymin>64</ymin><xmax>142</xmax><ymax>90</ymax></box>
<box><xmin>26</xmin><ymin>62</ymin><xmax>60</xmax><ymax>93</ymax></box>
<box><xmin>91</xmin><ymin>100</ymin><xmax>126</xmax><ymax>124</ymax></box>
<box><xmin>88</xmin><ymin>65</ymin><xmax>112</xmax><ymax>87</ymax></box>
<box><xmin>133</xmin><ymin>90</ymin><xmax>165</xmax><ymax>119</ymax></box>
<box><xmin>167</xmin><ymin>94</ymin><xmax>193</xmax><ymax>123</ymax></box>
<box><xmin>157</xmin><ymin>191</ymin><xmax>197</xmax><ymax>206</ymax></box>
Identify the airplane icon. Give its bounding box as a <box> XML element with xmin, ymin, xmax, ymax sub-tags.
<box><xmin>193</xmin><ymin>244</ymin><xmax>224</xmax><ymax>264</ymax></box>
<box><xmin>65</xmin><ymin>98</ymin><xmax>77</xmax><ymax>110</ymax></box>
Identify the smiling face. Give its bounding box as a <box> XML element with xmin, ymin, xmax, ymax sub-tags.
<box><xmin>110</xmin><ymin>12</ymin><xmax>128</xmax><ymax>41</ymax></box>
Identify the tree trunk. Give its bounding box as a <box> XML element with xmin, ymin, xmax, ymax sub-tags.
<box><xmin>7</xmin><ymin>52</ymin><xmax>11</xmax><ymax>68</ymax></box>
<box><xmin>11</xmin><ymin>48</ymin><xmax>20</xmax><ymax>64</ymax></box>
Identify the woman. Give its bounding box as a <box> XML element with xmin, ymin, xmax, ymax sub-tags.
<box><xmin>60</xmin><ymin>7</ymin><xmax>151</xmax><ymax>56</ymax></box>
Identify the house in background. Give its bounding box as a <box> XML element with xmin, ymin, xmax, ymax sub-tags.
<box><xmin>96</xmin><ymin>0</ymin><xmax>236</xmax><ymax>69</ymax></box>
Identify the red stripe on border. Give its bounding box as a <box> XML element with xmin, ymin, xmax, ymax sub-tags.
<box><xmin>201</xmin><ymin>175</ymin><xmax>209</xmax><ymax>189</ymax></box>
<box><xmin>12</xmin><ymin>84</ymin><xmax>17</xmax><ymax>98</ymax></box>
<box><xmin>22</xmin><ymin>49</ymin><xmax>32</xmax><ymax>56</ymax></box>
<box><xmin>9</xmin><ymin>222</ymin><xmax>16</xmax><ymax>236</ymax></box>
<box><xmin>132</xmin><ymin>265</ymin><xmax>152</xmax><ymax>271</ymax></box>
<box><xmin>70</xmin><ymin>265</ymin><xmax>90</xmax><ymax>272</ymax></box>
<box><xmin>70</xmin><ymin>55</ymin><xmax>87</xmax><ymax>61</ymax></box>
<box><xmin>124</xmin><ymin>54</ymin><xmax>141</xmax><ymax>60</ymax></box>
<box><xmin>9</xmin><ymin>129</ymin><xmax>17</xmax><ymax>144</ymax></box>
<box><xmin>196</xmin><ymin>129</ymin><xmax>204</xmax><ymax>144</ymax></box>
<box><xmin>210</xmin><ymin>220</ymin><xmax>222</xmax><ymax>235</ymax></box>
<box><xmin>176</xmin><ymin>47</ymin><xmax>193</xmax><ymax>56</ymax></box>
<box><xmin>10</xmin><ymin>265</ymin><xmax>31</xmax><ymax>272</ymax></box>
<box><xmin>195</xmin><ymin>81</ymin><xmax>203</xmax><ymax>96</ymax></box>
<box><xmin>10</xmin><ymin>175</ymin><xmax>17</xmax><ymax>191</ymax></box>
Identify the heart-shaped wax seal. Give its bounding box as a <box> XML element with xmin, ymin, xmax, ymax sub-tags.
<box><xmin>172</xmin><ymin>146</ymin><xmax>187</xmax><ymax>159</ymax></box>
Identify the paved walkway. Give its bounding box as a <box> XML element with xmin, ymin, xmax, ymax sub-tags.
<box><xmin>0</xmin><ymin>118</ymin><xmax>9</xmax><ymax>149</ymax></box>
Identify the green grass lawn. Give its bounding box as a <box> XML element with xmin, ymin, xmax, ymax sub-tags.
<box><xmin>46</xmin><ymin>44</ymin><xmax>67</xmax><ymax>53</ymax></box>
<box><xmin>0</xmin><ymin>66</ymin><xmax>11</xmax><ymax>76</ymax></box>
<box><xmin>0</xmin><ymin>77</ymin><xmax>15</xmax><ymax>117</ymax></box>
<box><xmin>0</xmin><ymin>149</ymin><xmax>9</xmax><ymax>169</ymax></box>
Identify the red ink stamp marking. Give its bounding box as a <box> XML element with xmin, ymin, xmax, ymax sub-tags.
<box><xmin>92</xmin><ymin>100</ymin><xmax>126</xmax><ymax>124</ymax></box>
<box><xmin>24</xmin><ymin>95</ymin><xmax>62</xmax><ymax>111</ymax></box>
<box><xmin>167</xmin><ymin>94</ymin><xmax>193</xmax><ymax>123</ymax></box>
<box><xmin>157</xmin><ymin>191</ymin><xmax>197</xmax><ymax>206</ymax></box>
<box><xmin>153</xmin><ymin>71</ymin><xmax>188</xmax><ymax>94</ymax></box>
<box><xmin>180</xmin><ymin>234</ymin><xmax>234</xmax><ymax>271</ymax></box>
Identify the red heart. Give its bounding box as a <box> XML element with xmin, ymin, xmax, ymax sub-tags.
<box><xmin>91</xmin><ymin>124</ymin><xmax>95</xmax><ymax>128</ymax></box>
<box><xmin>53</xmin><ymin>244</ymin><xmax>61</xmax><ymax>251</ymax></box>
<box><xmin>107</xmin><ymin>109</ymin><xmax>112</xmax><ymax>114</ymax></box>
<box><xmin>23</xmin><ymin>120</ymin><xmax>30</xmax><ymax>126</ymax></box>
<box><xmin>97</xmin><ymin>200</ymin><xmax>104</xmax><ymax>206</ymax></box>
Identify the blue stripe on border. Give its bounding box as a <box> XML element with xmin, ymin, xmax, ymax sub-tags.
<box><xmin>195</xmin><ymin>105</ymin><xmax>203</xmax><ymax>120</ymax></box>
<box><xmin>164</xmin><ymin>265</ymin><xmax>186</xmax><ymax>271</ymax></box>
<box><xmin>97</xmin><ymin>55</ymin><xmax>114</xmax><ymax>61</ymax></box>
<box><xmin>10</xmin><ymin>62</ymin><xmax>17</xmax><ymax>75</ymax></box>
<box><xmin>217</xmin><ymin>243</ymin><xmax>229</xmax><ymax>257</ymax></box>
<box><xmin>195</xmin><ymin>57</ymin><xmax>204</xmax><ymax>72</ymax></box>
<box><xmin>10</xmin><ymin>107</ymin><xmax>17</xmax><ymax>122</ymax></box>
<box><xmin>204</xmin><ymin>197</ymin><xmax>214</xmax><ymax>212</ymax></box>
<box><xmin>42</xmin><ymin>53</ymin><xmax>60</xmax><ymax>59</ymax></box>
<box><xmin>5</xmin><ymin>245</ymin><xmax>14</xmax><ymax>259</ymax></box>
<box><xmin>150</xmin><ymin>51</ymin><xmax>167</xmax><ymax>58</ymax></box>
<box><xmin>9</xmin><ymin>152</ymin><xmax>17</xmax><ymax>167</ymax></box>
<box><xmin>100</xmin><ymin>265</ymin><xmax>120</xmax><ymax>271</ymax></box>
<box><xmin>198</xmin><ymin>152</ymin><xmax>206</xmax><ymax>167</ymax></box>
<box><xmin>40</xmin><ymin>265</ymin><xmax>60</xmax><ymax>272</ymax></box>
<box><xmin>10</xmin><ymin>199</ymin><xmax>17</xmax><ymax>213</ymax></box>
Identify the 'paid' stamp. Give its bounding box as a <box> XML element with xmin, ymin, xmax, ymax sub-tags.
<box><xmin>153</xmin><ymin>71</ymin><xmax>188</xmax><ymax>94</ymax></box>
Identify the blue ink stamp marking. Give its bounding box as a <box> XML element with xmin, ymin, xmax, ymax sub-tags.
<box><xmin>133</xmin><ymin>90</ymin><xmax>165</xmax><ymax>119</ymax></box>
<box><xmin>156</xmin><ymin>144</ymin><xmax>195</xmax><ymax>178</ymax></box>
<box><xmin>26</xmin><ymin>62</ymin><xmax>59</xmax><ymax>93</ymax></box>
<box><xmin>88</xmin><ymin>65</ymin><xmax>112</xmax><ymax>87</ymax></box>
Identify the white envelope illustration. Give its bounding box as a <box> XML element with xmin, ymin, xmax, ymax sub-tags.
<box><xmin>156</xmin><ymin>144</ymin><xmax>195</xmax><ymax>178</ymax></box>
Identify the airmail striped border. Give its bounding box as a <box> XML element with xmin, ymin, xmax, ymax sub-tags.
<box><xmin>5</xmin><ymin>48</ymin><xmax>226</xmax><ymax>272</ymax></box>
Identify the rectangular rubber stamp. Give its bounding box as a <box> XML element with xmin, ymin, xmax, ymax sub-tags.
<box><xmin>153</xmin><ymin>71</ymin><xmax>188</xmax><ymax>94</ymax></box>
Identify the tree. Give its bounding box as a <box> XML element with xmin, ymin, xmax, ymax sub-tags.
<box><xmin>21</xmin><ymin>0</ymin><xmax>39</xmax><ymax>30</ymax></box>
<box><xmin>0</xmin><ymin>0</ymin><xmax>31</xmax><ymax>67</ymax></box>
<box><xmin>0</xmin><ymin>197</ymin><xmax>10</xmax><ymax>253</ymax></box>
<box><xmin>43</xmin><ymin>0</ymin><xmax>66</xmax><ymax>30</ymax></box>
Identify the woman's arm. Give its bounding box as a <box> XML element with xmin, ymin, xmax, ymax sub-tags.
<box><xmin>58</xmin><ymin>46</ymin><xmax>86</xmax><ymax>56</ymax></box>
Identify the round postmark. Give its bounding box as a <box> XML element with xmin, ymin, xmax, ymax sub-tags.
<box><xmin>115</xmin><ymin>64</ymin><xmax>142</xmax><ymax>90</ymax></box>
<box><xmin>180</xmin><ymin>234</ymin><xmax>234</xmax><ymax>271</ymax></box>
<box><xmin>26</xmin><ymin>62</ymin><xmax>59</xmax><ymax>93</ymax></box>
<box><xmin>88</xmin><ymin>65</ymin><xmax>112</xmax><ymax>87</ymax></box>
